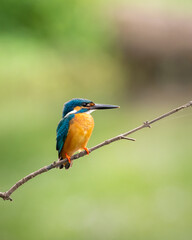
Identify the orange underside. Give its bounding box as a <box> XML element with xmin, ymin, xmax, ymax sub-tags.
<box><xmin>60</xmin><ymin>113</ymin><xmax>94</xmax><ymax>159</ymax></box>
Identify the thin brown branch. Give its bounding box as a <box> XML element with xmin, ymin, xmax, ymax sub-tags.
<box><xmin>121</xmin><ymin>136</ymin><xmax>136</xmax><ymax>141</ymax></box>
<box><xmin>0</xmin><ymin>101</ymin><xmax>191</xmax><ymax>201</ymax></box>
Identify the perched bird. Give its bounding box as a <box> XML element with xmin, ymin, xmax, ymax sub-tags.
<box><xmin>56</xmin><ymin>98</ymin><xmax>119</xmax><ymax>169</ymax></box>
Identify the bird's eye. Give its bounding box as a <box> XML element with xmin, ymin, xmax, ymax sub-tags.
<box><xmin>82</xmin><ymin>103</ymin><xmax>87</xmax><ymax>107</ymax></box>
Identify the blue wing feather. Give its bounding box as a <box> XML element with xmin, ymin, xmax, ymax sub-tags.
<box><xmin>56</xmin><ymin>114</ymin><xmax>74</xmax><ymax>156</ymax></box>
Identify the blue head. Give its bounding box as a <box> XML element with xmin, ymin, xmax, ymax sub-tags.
<box><xmin>62</xmin><ymin>98</ymin><xmax>119</xmax><ymax>118</ymax></box>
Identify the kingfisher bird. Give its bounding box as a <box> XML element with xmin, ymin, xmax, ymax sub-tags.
<box><xmin>56</xmin><ymin>98</ymin><xmax>119</xmax><ymax>169</ymax></box>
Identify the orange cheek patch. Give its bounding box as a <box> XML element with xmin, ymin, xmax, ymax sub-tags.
<box><xmin>74</xmin><ymin>106</ymin><xmax>82</xmax><ymax>111</ymax></box>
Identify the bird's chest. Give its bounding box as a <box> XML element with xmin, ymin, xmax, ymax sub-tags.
<box><xmin>60</xmin><ymin>112</ymin><xmax>95</xmax><ymax>157</ymax></box>
<box><xmin>72</xmin><ymin>113</ymin><xmax>94</xmax><ymax>135</ymax></box>
<box><xmin>62</xmin><ymin>113</ymin><xmax>94</xmax><ymax>155</ymax></box>
<box><xmin>66</xmin><ymin>113</ymin><xmax>94</xmax><ymax>145</ymax></box>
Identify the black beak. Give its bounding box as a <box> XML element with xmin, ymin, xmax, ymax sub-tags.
<box><xmin>90</xmin><ymin>103</ymin><xmax>120</xmax><ymax>110</ymax></box>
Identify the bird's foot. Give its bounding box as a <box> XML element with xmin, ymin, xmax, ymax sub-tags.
<box><xmin>64</xmin><ymin>153</ymin><xmax>72</xmax><ymax>169</ymax></box>
<box><xmin>65</xmin><ymin>153</ymin><xmax>71</xmax><ymax>163</ymax></box>
<box><xmin>83</xmin><ymin>147</ymin><xmax>90</xmax><ymax>155</ymax></box>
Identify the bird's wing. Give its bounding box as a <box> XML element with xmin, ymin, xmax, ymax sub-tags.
<box><xmin>56</xmin><ymin>117</ymin><xmax>71</xmax><ymax>155</ymax></box>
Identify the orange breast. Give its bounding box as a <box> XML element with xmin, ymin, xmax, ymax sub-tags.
<box><xmin>60</xmin><ymin>113</ymin><xmax>94</xmax><ymax>158</ymax></box>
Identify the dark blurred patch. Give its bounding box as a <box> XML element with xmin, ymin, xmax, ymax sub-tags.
<box><xmin>113</xmin><ymin>7</ymin><xmax>192</xmax><ymax>97</ymax></box>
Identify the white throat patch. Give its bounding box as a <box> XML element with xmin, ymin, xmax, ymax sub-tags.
<box><xmin>86</xmin><ymin>110</ymin><xmax>95</xmax><ymax>114</ymax></box>
<box><xmin>64</xmin><ymin>109</ymin><xmax>77</xmax><ymax>118</ymax></box>
<box><xmin>64</xmin><ymin>109</ymin><xmax>95</xmax><ymax>118</ymax></box>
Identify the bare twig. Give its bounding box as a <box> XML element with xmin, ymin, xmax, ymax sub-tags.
<box><xmin>0</xmin><ymin>101</ymin><xmax>191</xmax><ymax>201</ymax></box>
<box><xmin>120</xmin><ymin>136</ymin><xmax>136</xmax><ymax>141</ymax></box>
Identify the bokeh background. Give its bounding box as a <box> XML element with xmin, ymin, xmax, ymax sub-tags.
<box><xmin>0</xmin><ymin>0</ymin><xmax>192</xmax><ymax>239</ymax></box>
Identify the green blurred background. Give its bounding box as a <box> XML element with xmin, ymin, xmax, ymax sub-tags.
<box><xmin>0</xmin><ymin>0</ymin><xmax>192</xmax><ymax>239</ymax></box>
